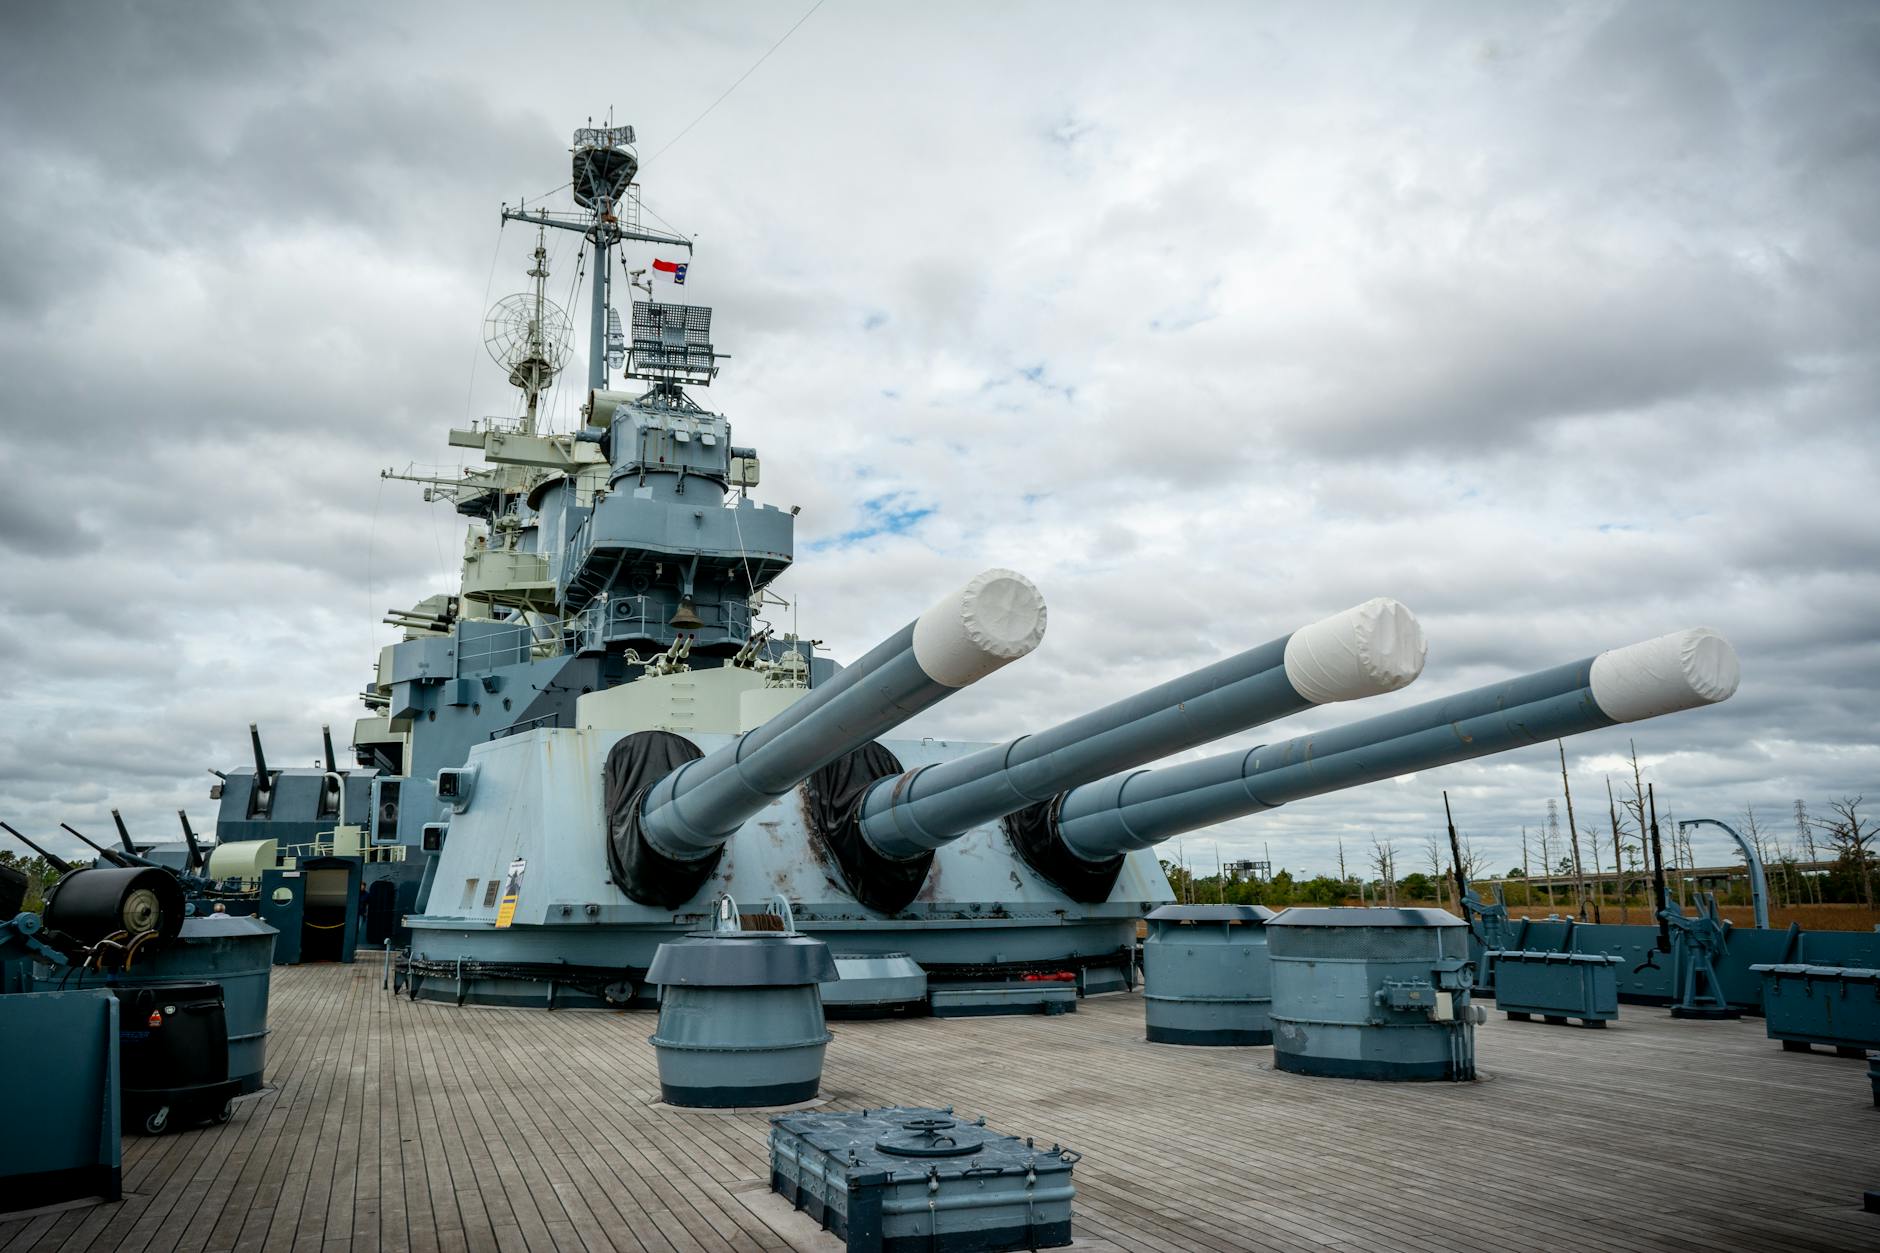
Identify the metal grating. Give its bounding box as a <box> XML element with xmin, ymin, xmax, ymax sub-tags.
<box><xmin>626</xmin><ymin>301</ymin><xmax>716</xmax><ymax>383</ymax></box>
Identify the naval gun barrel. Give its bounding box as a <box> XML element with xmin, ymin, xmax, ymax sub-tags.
<box><xmin>0</xmin><ymin>822</ymin><xmax>73</xmax><ymax>874</ymax></box>
<box><xmin>249</xmin><ymin>723</ymin><xmax>270</xmax><ymax>780</ymax></box>
<box><xmin>62</xmin><ymin>822</ymin><xmax>145</xmax><ymax>869</ymax></box>
<box><xmin>111</xmin><ymin>808</ymin><xmax>138</xmax><ymax>857</ymax></box>
<box><xmin>178</xmin><ymin>811</ymin><xmax>206</xmax><ymax>873</ymax></box>
<box><xmin>1049</xmin><ymin>626</ymin><xmax>1740</xmax><ymax>873</ymax></box>
<box><xmin>635</xmin><ymin>568</ymin><xmax>1048</xmax><ymax>865</ymax></box>
<box><xmin>856</xmin><ymin>598</ymin><xmax>1427</xmax><ymax>860</ymax></box>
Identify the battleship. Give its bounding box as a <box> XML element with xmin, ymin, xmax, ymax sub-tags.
<box><xmin>187</xmin><ymin>125</ymin><xmax>1752</xmax><ymax>1015</ymax></box>
<box><xmin>3</xmin><ymin>121</ymin><xmax>1875</xmax><ymax>1253</ymax></box>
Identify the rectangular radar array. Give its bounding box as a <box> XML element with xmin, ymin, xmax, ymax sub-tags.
<box><xmin>627</xmin><ymin>301</ymin><xmax>717</xmax><ymax>385</ymax></box>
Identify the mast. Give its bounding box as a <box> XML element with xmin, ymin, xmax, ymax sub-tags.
<box><xmin>500</xmin><ymin>123</ymin><xmax>692</xmax><ymax>397</ymax></box>
<box><xmin>589</xmin><ymin>216</ymin><xmax>609</xmax><ymax>392</ymax></box>
<box><xmin>524</xmin><ymin>229</ymin><xmax>551</xmax><ymax>432</ymax></box>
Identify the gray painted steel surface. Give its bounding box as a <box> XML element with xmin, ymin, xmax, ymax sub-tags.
<box><xmin>1056</xmin><ymin>658</ymin><xmax>1617</xmax><ymax>858</ymax></box>
<box><xmin>1491</xmin><ymin>950</ymin><xmax>1620</xmax><ymax>1025</ymax></box>
<box><xmin>403</xmin><ymin>726</ymin><xmax>1164</xmax><ymax>1008</ymax></box>
<box><xmin>856</xmin><ymin>637</ymin><xmax>1309</xmax><ymax>859</ymax></box>
<box><xmin>0</xmin><ymin>989</ymin><xmax>121</xmax><ymax>1214</ymax></box>
<box><xmin>638</xmin><ymin>568</ymin><xmax>1044</xmax><ymax>862</ymax></box>
<box><xmin>104</xmin><ymin>914</ymin><xmax>277</xmax><ymax>1094</ymax></box>
<box><xmin>646</xmin><ymin>924</ymin><xmax>837</xmax><ymax>1107</ymax></box>
<box><xmin>928</xmin><ymin>980</ymin><xmax>1077</xmax><ymax>1018</ymax></box>
<box><xmin>1142</xmin><ymin>903</ymin><xmax>1276</xmax><ymax>1045</ymax></box>
<box><xmin>821</xmin><ymin>954</ymin><xmax>927</xmax><ymax>1013</ymax></box>
<box><xmin>857</xmin><ymin>600</ymin><xmax>1423</xmax><ymax>859</ymax></box>
<box><xmin>1050</xmin><ymin>628</ymin><xmax>1736</xmax><ymax>864</ymax></box>
<box><xmin>638</xmin><ymin>626</ymin><xmax>939</xmax><ymax>860</ymax></box>
<box><xmin>769</xmin><ymin>1106</ymin><xmax>1076</xmax><ymax>1252</ymax></box>
<box><xmin>1750</xmin><ymin>965</ymin><xmax>1880</xmax><ymax>1052</ymax></box>
<box><xmin>1268</xmin><ymin>908</ymin><xmax>1479</xmax><ymax>1081</ymax></box>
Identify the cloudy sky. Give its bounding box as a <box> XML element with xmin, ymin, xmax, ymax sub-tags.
<box><xmin>1</xmin><ymin>1</ymin><xmax>1875</xmax><ymax>880</ymax></box>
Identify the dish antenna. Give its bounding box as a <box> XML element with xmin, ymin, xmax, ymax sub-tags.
<box><xmin>483</xmin><ymin>229</ymin><xmax>572</xmax><ymax>431</ymax></box>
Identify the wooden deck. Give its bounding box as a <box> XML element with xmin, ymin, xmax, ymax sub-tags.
<box><xmin>5</xmin><ymin>961</ymin><xmax>1875</xmax><ymax>1253</ymax></box>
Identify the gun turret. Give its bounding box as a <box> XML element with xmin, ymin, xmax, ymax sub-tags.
<box><xmin>0</xmin><ymin>822</ymin><xmax>73</xmax><ymax>875</ymax></box>
<box><xmin>856</xmin><ymin>598</ymin><xmax>1426</xmax><ymax>861</ymax></box>
<box><xmin>1024</xmin><ymin>627</ymin><xmax>1738</xmax><ymax>900</ymax></box>
<box><xmin>614</xmin><ymin>568</ymin><xmax>1048</xmax><ymax>907</ymax></box>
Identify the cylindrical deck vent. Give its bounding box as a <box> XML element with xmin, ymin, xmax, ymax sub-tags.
<box><xmin>1142</xmin><ymin>904</ymin><xmax>1276</xmax><ymax>1046</ymax></box>
<box><xmin>1267</xmin><ymin>907</ymin><xmax>1479</xmax><ymax>1082</ymax></box>
<box><xmin>646</xmin><ymin>904</ymin><xmax>838</xmax><ymax>1108</ymax></box>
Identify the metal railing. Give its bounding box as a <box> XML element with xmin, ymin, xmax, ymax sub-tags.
<box><xmin>455</xmin><ymin>618</ymin><xmax>573</xmax><ymax>675</ymax></box>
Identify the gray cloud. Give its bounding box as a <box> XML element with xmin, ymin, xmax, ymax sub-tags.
<box><xmin>0</xmin><ymin>1</ymin><xmax>1875</xmax><ymax>880</ymax></box>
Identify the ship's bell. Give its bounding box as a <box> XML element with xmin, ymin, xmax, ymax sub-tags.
<box><xmin>668</xmin><ymin>598</ymin><xmax>705</xmax><ymax>631</ymax></box>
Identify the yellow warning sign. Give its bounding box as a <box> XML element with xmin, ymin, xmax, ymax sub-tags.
<box><xmin>494</xmin><ymin>857</ymin><xmax>527</xmax><ymax>929</ymax></box>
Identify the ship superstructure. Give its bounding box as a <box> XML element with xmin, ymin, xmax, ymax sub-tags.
<box><xmin>209</xmin><ymin>125</ymin><xmax>818</xmax><ymax>888</ymax></box>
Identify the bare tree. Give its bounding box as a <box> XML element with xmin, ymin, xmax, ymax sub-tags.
<box><xmin>1741</xmin><ymin>805</ymin><xmax>1777</xmax><ymax>909</ymax></box>
<box><xmin>1559</xmin><ymin>742</ymin><xmax>1595</xmax><ymax>921</ymax></box>
<box><xmin>1526</xmin><ymin>823</ymin><xmax>1553</xmax><ymax>909</ymax></box>
<box><xmin>1812</xmin><ymin>796</ymin><xmax>1876</xmax><ymax>908</ymax></box>
<box><xmin>1336</xmin><ymin>838</ymin><xmax>1349</xmax><ymax>888</ymax></box>
<box><xmin>1460</xmin><ymin>833</ymin><xmax>1485</xmax><ymax>884</ymax></box>
<box><xmin>1424</xmin><ymin>832</ymin><xmax>1447</xmax><ymax>909</ymax></box>
<box><xmin>1667</xmin><ymin>808</ymin><xmax>1690</xmax><ymax>907</ymax></box>
<box><xmin>1607</xmin><ymin>776</ymin><xmax>1631</xmax><ymax>923</ymax></box>
<box><xmin>1369</xmin><ymin>835</ymin><xmax>1398</xmax><ymax>907</ymax></box>
<box><xmin>1624</xmin><ymin>741</ymin><xmax>1650</xmax><ymax>892</ymax></box>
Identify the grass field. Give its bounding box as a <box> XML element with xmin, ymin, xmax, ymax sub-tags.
<box><xmin>1447</xmin><ymin>898</ymin><xmax>1878</xmax><ymax>932</ymax></box>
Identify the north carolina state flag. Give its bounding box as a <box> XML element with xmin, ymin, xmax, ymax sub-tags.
<box><xmin>652</xmin><ymin>258</ymin><xmax>688</xmax><ymax>285</ymax></box>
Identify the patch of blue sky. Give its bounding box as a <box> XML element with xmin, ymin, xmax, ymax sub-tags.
<box><xmin>808</xmin><ymin>492</ymin><xmax>937</xmax><ymax>552</ymax></box>
<box><xmin>981</xmin><ymin>362</ymin><xmax>1076</xmax><ymax>403</ymax></box>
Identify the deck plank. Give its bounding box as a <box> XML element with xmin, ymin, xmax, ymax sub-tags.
<box><xmin>4</xmin><ymin>963</ymin><xmax>1875</xmax><ymax>1253</ymax></box>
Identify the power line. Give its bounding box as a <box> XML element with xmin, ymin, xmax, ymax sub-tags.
<box><xmin>643</xmin><ymin>0</ymin><xmax>827</xmax><ymax>167</ymax></box>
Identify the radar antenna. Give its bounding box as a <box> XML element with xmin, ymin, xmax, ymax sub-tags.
<box><xmin>501</xmin><ymin>122</ymin><xmax>693</xmax><ymax>393</ymax></box>
<box><xmin>483</xmin><ymin>227</ymin><xmax>572</xmax><ymax>433</ymax></box>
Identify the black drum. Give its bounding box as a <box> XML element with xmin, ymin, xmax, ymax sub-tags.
<box><xmin>42</xmin><ymin>866</ymin><xmax>186</xmax><ymax>944</ymax></box>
